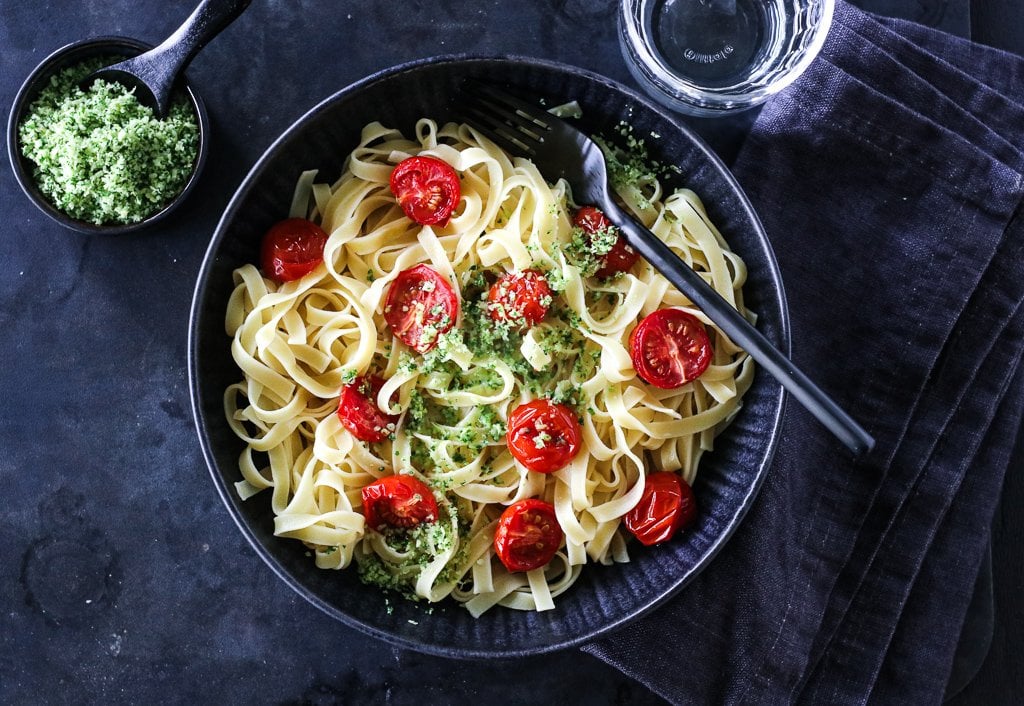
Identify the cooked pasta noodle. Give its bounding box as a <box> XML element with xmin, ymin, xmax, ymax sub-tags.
<box><xmin>224</xmin><ymin>118</ymin><xmax>754</xmax><ymax>615</ymax></box>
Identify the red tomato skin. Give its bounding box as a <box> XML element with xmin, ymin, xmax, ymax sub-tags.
<box><xmin>337</xmin><ymin>375</ymin><xmax>399</xmax><ymax>443</ymax></box>
<box><xmin>361</xmin><ymin>475</ymin><xmax>439</xmax><ymax>530</ymax></box>
<box><xmin>493</xmin><ymin>499</ymin><xmax>564</xmax><ymax>572</ymax></box>
<box><xmin>487</xmin><ymin>270</ymin><xmax>552</xmax><ymax>329</ymax></box>
<box><xmin>383</xmin><ymin>264</ymin><xmax>459</xmax><ymax>354</ymax></box>
<box><xmin>573</xmin><ymin>206</ymin><xmax>640</xmax><ymax>278</ymax></box>
<box><xmin>595</xmin><ymin>238</ymin><xmax>641</xmax><ymax>279</ymax></box>
<box><xmin>260</xmin><ymin>218</ymin><xmax>329</xmax><ymax>282</ymax></box>
<box><xmin>623</xmin><ymin>471</ymin><xmax>697</xmax><ymax>546</ymax></box>
<box><xmin>389</xmin><ymin>156</ymin><xmax>461</xmax><ymax>226</ymax></box>
<box><xmin>506</xmin><ymin>400</ymin><xmax>582</xmax><ymax>473</ymax></box>
<box><xmin>629</xmin><ymin>309</ymin><xmax>713</xmax><ymax>389</ymax></box>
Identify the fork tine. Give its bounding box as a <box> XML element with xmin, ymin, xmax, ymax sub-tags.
<box><xmin>461</xmin><ymin>105</ymin><xmax>538</xmax><ymax>156</ymax></box>
<box><xmin>469</xmin><ymin>81</ymin><xmax>551</xmax><ymax>129</ymax></box>
<box><xmin>460</xmin><ymin>80</ymin><xmax>562</xmax><ymax>159</ymax></box>
<box><xmin>464</xmin><ymin>100</ymin><xmax>547</xmax><ymax>152</ymax></box>
<box><xmin>471</xmin><ymin>95</ymin><xmax>548</xmax><ymax>138</ymax></box>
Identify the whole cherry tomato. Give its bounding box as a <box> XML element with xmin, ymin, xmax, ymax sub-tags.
<box><xmin>361</xmin><ymin>475</ymin><xmax>439</xmax><ymax>530</ymax></box>
<box><xmin>487</xmin><ymin>269</ymin><xmax>552</xmax><ymax>329</ymax></box>
<box><xmin>260</xmin><ymin>218</ymin><xmax>329</xmax><ymax>282</ymax></box>
<box><xmin>507</xmin><ymin>399</ymin><xmax>581</xmax><ymax>473</ymax></box>
<box><xmin>629</xmin><ymin>308</ymin><xmax>713</xmax><ymax>389</ymax></box>
<box><xmin>623</xmin><ymin>471</ymin><xmax>697</xmax><ymax>546</ymax></box>
<box><xmin>337</xmin><ymin>375</ymin><xmax>399</xmax><ymax>443</ymax></box>
<box><xmin>493</xmin><ymin>498</ymin><xmax>563</xmax><ymax>572</ymax></box>
<box><xmin>383</xmin><ymin>264</ymin><xmax>459</xmax><ymax>353</ymax></box>
<box><xmin>573</xmin><ymin>205</ymin><xmax>640</xmax><ymax>278</ymax></box>
<box><xmin>389</xmin><ymin>155</ymin><xmax>461</xmax><ymax>226</ymax></box>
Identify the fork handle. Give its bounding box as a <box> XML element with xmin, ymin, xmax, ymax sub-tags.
<box><xmin>605</xmin><ymin>201</ymin><xmax>875</xmax><ymax>457</ymax></box>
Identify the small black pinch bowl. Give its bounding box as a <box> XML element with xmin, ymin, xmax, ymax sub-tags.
<box><xmin>189</xmin><ymin>56</ymin><xmax>789</xmax><ymax>658</ymax></box>
<box><xmin>7</xmin><ymin>37</ymin><xmax>209</xmax><ymax>235</ymax></box>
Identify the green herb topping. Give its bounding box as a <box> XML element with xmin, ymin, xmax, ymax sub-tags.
<box><xmin>356</xmin><ymin>501</ymin><xmax>467</xmax><ymax>598</ymax></box>
<box><xmin>594</xmin><ymin>122</ymin><xmax>681</xmax><ymax>211</ymax></box>
<box><xmin>18</xmin><ymin>56</ymin><xmax>200</xmax><ymax>225</ymax></box>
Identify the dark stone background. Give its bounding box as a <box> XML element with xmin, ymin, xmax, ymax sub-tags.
<box><xmin>1</xmin><ymin>1</ymin><xmax>1020</xmax><ymax>703</ymax></box>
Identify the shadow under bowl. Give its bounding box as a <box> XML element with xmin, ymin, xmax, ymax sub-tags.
<box><xmin>6</xmin><ymin>36</ymin><xmax>209</xmax><ymax>235</ymax></box>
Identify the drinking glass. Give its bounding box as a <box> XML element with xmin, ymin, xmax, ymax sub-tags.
<box><xmin>620</xmin><ymin>0</ymin><xmax>835</xmax><ymax>116</ymax></box>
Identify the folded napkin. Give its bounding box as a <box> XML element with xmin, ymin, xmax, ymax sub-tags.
<box><xmin>583</xmin><ymin>2</ymin><xmax>1024</xmax><ymax>703</ymax></box>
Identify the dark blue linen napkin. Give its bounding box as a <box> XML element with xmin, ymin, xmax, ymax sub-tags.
<box><xmin>582</xmin><ymin>2</ymin><xmax>1024</xmax><ymax>703</ymax></box>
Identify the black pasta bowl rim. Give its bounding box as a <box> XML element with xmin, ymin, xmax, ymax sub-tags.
<box><xmin>6</xmin><ymin>35</ymin><xmax>210</xmax><ymax>236</ymax></box>
<box><xmin>188</xmin><ymin>53</ymin><xmax>790</xmax><ymax>658</ymax></box>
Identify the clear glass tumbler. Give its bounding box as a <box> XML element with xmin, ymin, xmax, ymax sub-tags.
<box><xmin>619</xmin><ymin>0</ymin><xmax>835</xmax><ymax>117</ymax></box>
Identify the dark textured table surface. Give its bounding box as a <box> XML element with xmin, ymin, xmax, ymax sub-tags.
<box><xmin>2</xmin><ymin>1</ymin><xmax>1021</xmax><ymax>704</ymax></box>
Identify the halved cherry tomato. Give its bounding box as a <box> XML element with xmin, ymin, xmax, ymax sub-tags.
<box><xmin>487</xmin><ymin>269</ymin><xmax>552</xmax><ymax>329</ymax></box>
<box><xmin>389</xmin><ymin>156</ymin><xmax>461</xmax><ymax>226</ymax></box>
<box><xmin>629</xmin><ymin>308</ymin><xmax>713</xmax><ymax>389</ymax></box>
<box><xmin>623</xmin><ymin>471</ymin><xmax>696</xmax><ymax>546</ymax></box>
<box><xmin>337</xmin><ymin>375</ymin><xmax>399</xmax><ymax>443</ymax></box>
<box><xmin>383</xmin><ymin>264</ymin><xmax>459</xmax><ymax>353</ymax></box>
<box><xmin>573</xmin><ymin>206</ymin><xmax>640</xmax><ymax>278</ymax></box>
<box><xmin>260</xmin><ymin>218</ymin><xmax>329</xmax><ymax>282</ymax></box>
<box><xmin>493</xmin><ymin>498</ymin><xmax>563</xmax><ymax>572</ymax></box>
<box><xmin>507</xmin><ymin>399</ymin><xmax>581</xmax><ymax>473</ymax></box>
<box><xmin>362</xmin><ymin>475</ymin><xmax>439</xmax><ymax>530</ymax></box>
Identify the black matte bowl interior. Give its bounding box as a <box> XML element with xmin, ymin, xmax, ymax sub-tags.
<box><xmin>188</xmin><ymin>55</ymin><xmax>789</xmax><ymax>658</ymax></box>
<box><xmin>7</xmin><ymin>36</ymin><xmax>209</xmax><ymax>235</ymax></box>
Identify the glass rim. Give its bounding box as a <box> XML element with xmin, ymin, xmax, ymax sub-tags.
<box><xmin>619</xmin><ymin>0</ymin><xmax>836</xmax><ymax>116</ymax></box>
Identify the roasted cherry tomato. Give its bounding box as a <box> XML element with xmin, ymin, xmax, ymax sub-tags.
<box><xmin>629</xmin><ymin>308</ymin><xmax>713</xmax><ymax>389</ymax></box>
<box><xmin>573</xmin><ymin>205</ymin><xmax>640</xmax><ymax>278</ymax></box>
<box><xmin>493</xmin><ymin>498</ymin><xmax>563</xmax><ymax>572</ymax></box>
<box><xmin>260</xmin><ymin>218</ymin><xmax>329</xmax><ymax>282</ymax></box>
<box><xmin>623</xmin><ymin>471</ymin><xmax>696</xmax><ymax>546</ymax></box>
<box><xmin>389</xmin><ymin>155</ymin><xmax>461</xmax><ymax>226</ymax></box>
<box><xmin>361</xmin><ymin>475</ymin><xmax>439</xmax><ymax>530</ymax></box>
<box><xmin>383</xmin><ymin>264</ymin><xmax>459</xmax><ymax>353</ymax></box>
<box><xmin>487</xmin><ymin>269</ymin><xmax>552</xmax><ymax>329</ymax></box>
<box><xmin>337</xmin><ymin>375</ymin><xmax>399</xmax><ymax>443</ymax></box>
<box><xmin>507</xmin><ymin>399</ymin><xmax>581</xmax><ymax>473</ymax></box>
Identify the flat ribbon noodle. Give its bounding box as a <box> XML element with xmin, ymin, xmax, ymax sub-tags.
<box><xmin>223</xmin><ymin>119</ymin><xmax>753</xmax><ymax>614</ymax></box>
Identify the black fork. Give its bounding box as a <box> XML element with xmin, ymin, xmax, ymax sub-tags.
<box><xmin>461</xmin><ymin>82</ymin><xmax>874</xmax><ymax>456</ymax></box>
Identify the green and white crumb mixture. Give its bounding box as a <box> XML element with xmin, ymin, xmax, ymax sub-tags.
<box><xmin>18</xmin><ymin>57</ymin><xmax>200</xmax><ymax>225</ymax></box>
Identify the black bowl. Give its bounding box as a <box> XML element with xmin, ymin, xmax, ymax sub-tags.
<box><xmin>188</xmin><ymin>55</ymin><xmax>789</xmax><ymax>658</ymax></box>
<box><xmin>7</xmin><ymin>37</ymin><xmax>209</xmax><ymax>235</ymax></box>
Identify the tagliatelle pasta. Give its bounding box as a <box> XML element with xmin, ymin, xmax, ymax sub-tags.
<box><xmin>223</xmin><ymin>118</ymin><xmax>754</xmax><ymax>615</ymax></box>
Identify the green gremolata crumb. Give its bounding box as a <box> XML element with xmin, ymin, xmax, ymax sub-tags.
<box><xmin>18</xmin><ymin>56</ymin><xmax>199</xmax><ymax>225</ymax></box>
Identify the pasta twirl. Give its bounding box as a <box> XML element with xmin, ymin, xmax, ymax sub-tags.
<box><xmin>224</xmin><ymin>118</ymin><xmax>754</xmax><ymax>615</ymax></box>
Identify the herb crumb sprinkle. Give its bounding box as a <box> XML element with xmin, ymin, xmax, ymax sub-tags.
<box><xmin>18</xmin><ymin>56</ymin><xmax>200</xmax><ymax>226</ymax></box>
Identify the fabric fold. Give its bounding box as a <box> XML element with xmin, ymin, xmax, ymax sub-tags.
<box><xmin>800</xmin><ymin>217</ymin><xmax>1024</xmax><ymax>701</ymax></box>
<box><xmin>824</xmin><ymin>21</ymin><xmax>1024</xmax><ymax>173</ymax></box>
<box><xmin>872</xmin><ymin>364</ymin><xmax>1024</xmax><ymax>705</ymax></box>
<box><xmin>583</xmin><ymin>2</ymin><xmax>1024</xmax><ymax>703</ymax></box>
